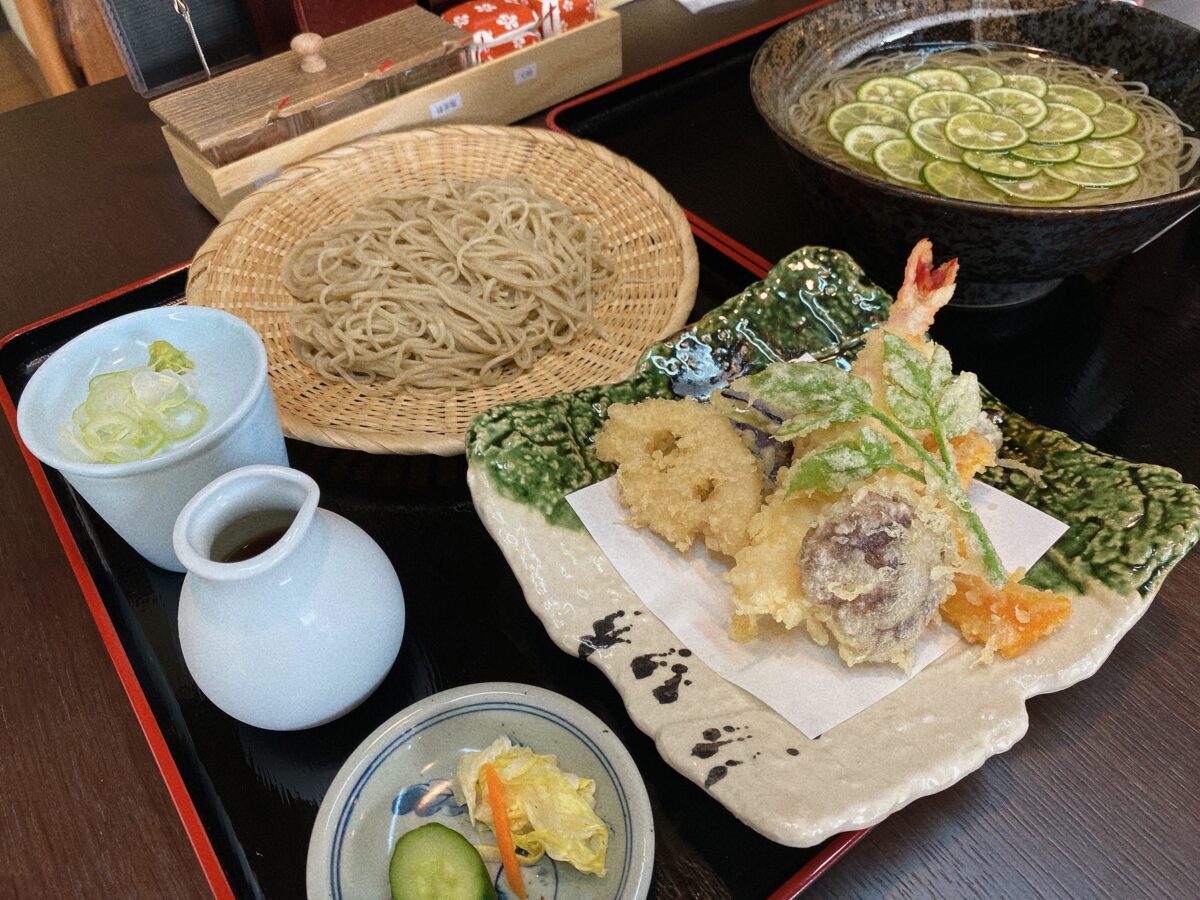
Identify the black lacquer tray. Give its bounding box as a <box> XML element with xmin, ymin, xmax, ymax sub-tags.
<box><xmin>0</xmin><ymin>242</ymin><xmax>858</xmax><ymax>900</ymax></box>
<box><xmin>6</xmin><ymin>9</ymin><xmax>1200</xmax><ymax>899</ymax></box>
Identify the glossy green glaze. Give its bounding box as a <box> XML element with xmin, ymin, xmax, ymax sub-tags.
<box><xmin>467</xmin><ymin>247</ymin><xmax>1199</xmax><ymax>599</ymax></box>
<box><xmin>977</xmin><ymin>393</ymin><xmax>1200</xmax><ymax>597</ymax></box>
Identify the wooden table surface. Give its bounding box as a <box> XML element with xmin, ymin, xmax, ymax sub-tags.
<box><xmin>1</xmin><ymin>1</ymin><xmax>1197</xmax><ymax>898</ymax></box>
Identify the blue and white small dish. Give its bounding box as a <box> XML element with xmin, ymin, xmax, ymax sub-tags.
<box><xmin>306</xmin><ymin>683</ymin><xmax>655</xmax><ymax>900</ymax></box>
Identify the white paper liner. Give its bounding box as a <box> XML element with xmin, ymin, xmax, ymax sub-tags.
<box><xmin>568</xmin><ymin>477</ymin><xmax>1067</xmax><ymax>738</ymax></box>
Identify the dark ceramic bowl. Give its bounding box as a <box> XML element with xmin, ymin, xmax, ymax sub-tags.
<box><xmin>750</xmin><ymin>0</ymin><xmax>1200</xmax><ymax>306</ymax></box>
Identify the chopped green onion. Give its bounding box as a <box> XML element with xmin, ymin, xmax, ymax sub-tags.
<box><xmin>66</xmin><ymin>340</ymin><xmax>207</xmax><ymax>463</ymax></box>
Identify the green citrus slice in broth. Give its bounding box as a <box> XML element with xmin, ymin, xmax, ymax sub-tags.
<box><xmin>909</xmin><ymin>117</ymin><xmax>964</xmax><ymax>162</ymax></box>
<box><xmin>827</xmin><ymin>102</ymin><xmax>911</xmax><ymax>140</ymax></box>
<box><xmin>1010</xmin><ymin>142</ymin><xmax>1081</xmax><ymax>164</ymax></box>
<box><xmin>856</xmin><ymin>76</ymin><xmax>926</xmax><ymax>109</ymax></box>
<box><xmin>945</xmin><ymin>112</ymin><xmax>1028</xmax><ymax>151</ymax></box>
<box><xmin>951</xmin><ymin>64</ymin><xmax>1004</xmax><ymax>91</ymax></box>
<box><xmin>906</xmin><ymin>68</ymin><xmax>971</xmax><ymax>92</ymax></box>
<box><xmin>843</xmin><ymin>124</ymin><xmax>907</xmax><ymax>162</ymax></box>
<box><xmin>976</xmin><ymin>88</ymin><xmax>1049</xmax><ymax>128</ymax></box>
<box><xmin>1045</xmin><ymin>83</ymin><xmax>1106</xmax><ymax>116</ymax></box>
<box><xmin>1089</xmin><ymin>102</ymin><xmax>1139</xmax><ymax>139</ymax></box>
<box><xmin>985</xmin><ymin>171</ymin><xmax>1081</xmax><ymax>202</ymax></box>
<box><xmin>1002</xmin><ymin>73</ymin><xmax>1049</xmax><ymax>97</ymax></box>
<box><xmin>1075</xmin><ymin>136</ymin><xmax>1146</xmax><ymax>168</ymax></box>
<box><xmin>872</xmin><ymin>137</ymin><xmax>930</xmax><ymax>185</ymax></box>
<box><xmin>1046</xmin><ymin>161</ymin><xmax>1140</xmax><ymax>188</ymax></box>
<box><xmin>907</xmin><ymin>90</ymin><xmax>990</xmax><ymax>121</ymax></box>
<box><xmin>1026</xmin><ymin>103</ymin><xmax>1095</xmax><ymax>143</ymax></box>
<box><xmin>922</xmin><ymin>160</ymin><xmax>1008</xmax><ymax>202</ymax></box>
<box><xmin>961</xmin><ymin>150</ymin><xmax>1042</xmax><ymax>179</ymax></box>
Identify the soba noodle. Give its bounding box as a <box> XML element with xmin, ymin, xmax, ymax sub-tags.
<box><xmin>788</xmin><ymin>45</ymin><xmax>1200</xmax><ymax>206</ymax></box>
<box><xmin>281</xmin><ymin>178</ymin><xmax>616</xmax><ymax>396</ymax></box>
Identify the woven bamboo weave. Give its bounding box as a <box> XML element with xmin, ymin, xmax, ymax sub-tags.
<box><xmin>187</xmin><ymin>125</ymin><xmax>698</xmax><ymax>455</ymax></box>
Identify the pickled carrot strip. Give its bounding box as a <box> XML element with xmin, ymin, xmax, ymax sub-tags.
<box><xmin>483</xmin><ymin>763</ymin><xmax>525</xmax><ymax>900</ymax></box>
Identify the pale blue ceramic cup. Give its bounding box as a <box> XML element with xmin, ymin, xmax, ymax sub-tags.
<box><xmin>16</xmin><ymin>305</ymin><xmax>288</xmax><ymax>571</ymax></box>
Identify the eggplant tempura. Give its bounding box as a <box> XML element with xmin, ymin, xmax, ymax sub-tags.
<box><xmin>596</xmin><ymin>240</ymin><xmax>1070</xmax><ymax>668</ymax></box>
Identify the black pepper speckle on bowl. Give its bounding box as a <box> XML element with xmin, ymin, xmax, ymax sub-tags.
<box><xmin>750</xmin><ymin>0</ymin><xmax>1200</xmax><ymax>306</ymax></box>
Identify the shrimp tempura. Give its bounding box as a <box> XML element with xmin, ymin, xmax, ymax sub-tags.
<box><xmin>885</xmin><ymin>238</ymin><xmax>959</xmax><ymax>338</ymax></box>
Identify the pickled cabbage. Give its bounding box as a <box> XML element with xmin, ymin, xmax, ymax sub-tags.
<box><xmin>455</xmin><ymin>737</ymin><xmax>608</xmax><ymax>877</ymax></box>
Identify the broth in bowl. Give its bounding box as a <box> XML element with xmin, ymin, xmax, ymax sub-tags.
<box><xmin>788</xmin><ymin>44</ymin><xmax>1200</xmax><ymax>206</ymax></box>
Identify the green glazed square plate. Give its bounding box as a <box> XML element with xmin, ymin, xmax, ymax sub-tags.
<box><xmin>464</xmin><ymin>247</ymin><xmax>1200</xmax><ymax>847</ymax></box>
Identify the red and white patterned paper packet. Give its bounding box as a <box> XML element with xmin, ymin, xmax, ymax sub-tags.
<box><xmin>442</xmin><ymin>1</ymin><xmax>542</xmax><ymax>63</ymax></box>
<box><xmin>509</xmin><ymin>0</ymin><xmax>597</xmax><ymax>38</ymax></box>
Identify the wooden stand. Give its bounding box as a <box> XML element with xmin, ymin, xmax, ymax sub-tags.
<box><xmin>162</xmin><ymin>10</ymin><xmax>622</xmax><ymax>220</ymax></box>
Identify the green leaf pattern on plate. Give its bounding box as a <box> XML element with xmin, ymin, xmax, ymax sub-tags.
<box><xmin>469</xmin><ymin>248</ymin><xmax>1200</xmax><ymax>598</ymax></box>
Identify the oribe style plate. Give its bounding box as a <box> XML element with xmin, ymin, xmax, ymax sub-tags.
<box><xmin>466</xmin><ymin>246</ymin><xmax>1200</xmax><ymax>846</ymax></box>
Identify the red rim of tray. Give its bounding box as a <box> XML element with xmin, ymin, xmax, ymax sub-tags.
<box><xmin>0</xmin><ymin>260</ymin><xmax>236</xmax><ymax>900</ymax></box>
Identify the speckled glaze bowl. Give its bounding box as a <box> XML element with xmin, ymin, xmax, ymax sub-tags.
<box><xmin>750</xmin><ymin>0</ymin><xmax>1200</xmax><ymax>306</ymax></box>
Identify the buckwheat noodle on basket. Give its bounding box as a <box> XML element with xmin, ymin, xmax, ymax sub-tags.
<box><xmin>280</xmin><ymin>177</ymin><xmax>617</xmax><ymax>397</ymax></box>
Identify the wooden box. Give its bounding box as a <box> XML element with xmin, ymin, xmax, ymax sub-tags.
<box><xmin>153</xmin><ymin>7</ymin><xmax>472</xmax><ymax>169</ymax></box>
<box><xmin>161</xmin><ymin>9</ymin><xmax>622</xmax><ymax>220</ymax></box>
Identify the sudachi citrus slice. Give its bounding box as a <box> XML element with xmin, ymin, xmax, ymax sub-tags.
<box><xmin>922</xmin><ymin>160</ymin><xmax>1008</xmax><ymax>202</ymax></box>
<box><xmin>945</xmin><ymin>112</ymin><xmax>1028</xmax><ymax>151</ymax></box>
<box><xmin>827</xmin><ymin>102</ymin><xmax>911</xmax><ymax>140</ymax></box>
<box><xmin>1026</xmin><ymin>103</ymin><xmax>1094</xmax><ymax>144</ymax></box>
<box><xmin>976</xmin><ymin>87</ymin><xmax>1048</xmax><ymax>128</ymax></box>
<box><xmin>961</xmin><ymin>150</ymin><xmax>1042</xmax><ymax>179</ymax></box>
<box><xmin>907</xmin><ymin>90</ymin><xmax>990</xmax><ymax>121</ymax></box>
<box><xmin>843</xmin><ymin>124</ymin><xmax>907</xmax><ymax>162</ymax></box>
<box><xmin>1075</xmin><ymin>136</ymin><xmax>1145</xmax><ymax>168</ymax></box>
<box><xmin>907</xmin><ymin>67</ymin><xmax>971</xmax><ymax>92</ymax></box>
<box><xmin>873</xmin><ymin>137</ymin><xmax>930</xmax><ymax>185</ymax></box>
<box><xmin>909</xmin><ymin>117</ymin><xmax>964</xmax><ymax>162</ymax></box>
<box><xmin>985</xmin><ymin>171</ymin><xmax>1080</xmax><ymax>202</ymax></box>
<box><xmin>1044</xmin><ymin>83</ymin><xmax>1106</xmax><ymax>116</ymax></box>
<box><xmin>856</xmin><ymin>76</ymin><xmax>926</xmax><ymax>109</ymax></box>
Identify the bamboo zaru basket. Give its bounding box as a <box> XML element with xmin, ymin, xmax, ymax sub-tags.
<box><xmin>187</xmin><ymin>125</ymin><xmax>699</xmax><ymax>455</ymax></box>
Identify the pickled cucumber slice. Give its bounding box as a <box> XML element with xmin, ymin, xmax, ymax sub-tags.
<box><xmin>945</xmin><ymin>112</ymin><xmax>1028</xmax><ymax>151</ymax></box>
<box><xmin>389</xmin><ymin>823</ymin><xmax>497</xmax><ymax>900</ymax></box>
<box><xmin>961</xmin><ymin>150</ymin><xmax>1042</xmax><ymax>179</ymax></box>
<box><xmin>873</xmin><ymin>137</ymin><xmax>929</xmax><ymax>185</ymax></box>
<box><xmin>827</xmin><ymin>102</ymin><xmax>911</xmax><ymax>140</ymax></box>
<box><xmin>976</xmin><ymin>87</ymin><xmax>1048</xmax><ymax>128</ymax></box>
<box><xmin>909</xmin><ymin>117</ymin><xmax>964</xmax><ymax>162</ymax></box>
<box><xmin>1010</xmin><ymin>142</ymin><xmax>1081</xmax><ymax>164</ymax></box>
<box><xmin>906</xmin><ymin>67</ymin><xmax>971</xmax><ymax>92</ymax></box>
<box><xmin>1002</xmin><ymin>73</ymin><xmax>1048</xmax><ymax>97</ymax></box>
<box><xmin>856</xmin><ymin>76</ymin><xmax>926</xmax><ymax>109</ymax></box>
<box><xmin>1075</xmin><ymin>136</ymin><xmax>1145</xmax><ymax>168</ymax></box>
<box><xmin>907</xmin><ymin>90</ymin><xmax>990</xmax><ymax>121</ymax></box>
<box><xmin>1089</xmin><ymin>102</ymin><xmax>1138</xmax><ymax>139</ymax></box>
<box><xmin>952</xmin><ymin>64</ymin><xmax>1004</xmax><ymax>91</ymax></box>
<box><xmin>922</xmin><ymin>160</ymin><xmax>1008</xmax><ymax>202</ymax></box>
<box><xmin>843</xmin><ymin>124</ymin><xmax>907</xmax><ymax>162</ymax></box>
<box><xmin>1045</xmin><ymin>83</ymin><xmax>1106</xmax><ymax>116</ymax></box>
<box><xmin>1046</xmin><ymin>161</ymin><xmax>1139</xmax><ymax>188</ymax></box>
<box><xmin>1026</xmin><ymin>103</ymin><xmax>1095</xmax><ymax>144</ymax></box>
<box><xmin>985</xmin><ymin>171</ymin><xmax>1080</xmax><ymax>202</ymax></box>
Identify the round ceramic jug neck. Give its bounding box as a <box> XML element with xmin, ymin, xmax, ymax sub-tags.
<box><xmin>173</xmin><ymin>465</ymin><xmax>319</xmax><ymax>582</ymax></box>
